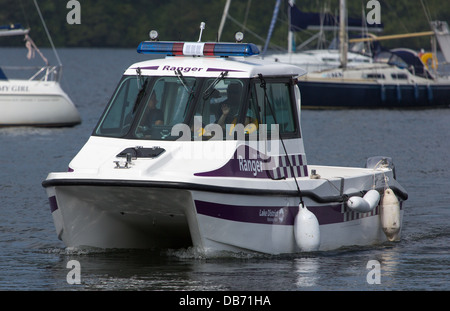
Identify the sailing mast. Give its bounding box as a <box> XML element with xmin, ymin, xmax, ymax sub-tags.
<box><xmin>339</xmin><ymin>0</ymin><xmax>348</xmax><ymax>69</ymax></box>
<box><xmin>288</xmin><ymin>0</ymin><xmax>295</xmax><ymax>54</ymax></box>
<box><xmin>218</xmin><ymin>0</ymin><xmax>231</xmax><ymax>42</ymax></box>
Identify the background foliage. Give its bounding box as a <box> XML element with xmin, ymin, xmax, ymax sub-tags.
<box><xmin>1</xmin><ymin>0</ymin><xmax>449</xmax><ymax>51</ymax></box>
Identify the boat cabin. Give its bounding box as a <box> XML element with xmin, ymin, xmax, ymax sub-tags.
<box><xmin>93</xmin><ymin>40</ymin><xmax>306</xmax><ymax>145</ymax></box>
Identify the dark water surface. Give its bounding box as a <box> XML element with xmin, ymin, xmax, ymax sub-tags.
<box><xmin>0</xmin><ymin>48</ymin><xmax>448</xmax><ymax>292</ymax></box>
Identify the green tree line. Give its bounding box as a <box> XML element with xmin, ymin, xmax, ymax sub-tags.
<box><xmin>1</xmin><ymin>0</ymin><xmax>449</xmax><ymax>51</ymax></box>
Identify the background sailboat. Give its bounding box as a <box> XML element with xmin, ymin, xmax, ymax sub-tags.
<box><xmin>264</xmin><ymin>0</ymin><xmax>450</xmax><ymax>109</ymax></box>
<box><xmin>296</xmin><ymin>0</ymin><xmax>450</xmax><ymax>109</ymax></box>
<box><xmin>0</xmin><ymin>1</ymin><xmax>81</xmax><ymax>126</ymax></box>
<box><xmin>265</xmin><ymin>0</ymin><xmax>381</xmax><ymax>72</ymax></box>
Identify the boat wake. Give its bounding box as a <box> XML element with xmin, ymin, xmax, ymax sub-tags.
<box><xmin>402</xmin><ymin>227</ymin><xmax>450</xmax><ymax>244</ymax></box>
<box><xmin>0</xmin><ymin>126</ymin><xmax>67</xmax><ymax>137</ymax></box>
<box><xmin>165</xmin><ymin>247</ymin><xmax>267</xmax><ymax>260</ymax></box>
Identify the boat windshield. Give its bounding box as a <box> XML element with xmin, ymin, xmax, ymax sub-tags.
<box><xmin>94</xmin><ymin>74</ymin><xmax>197</xmax><ymax>139</ymax></box>
<box><xmin>93</xmin><ymin>74</ymin><xmax>299</xmax><ymax>141</ymax></box>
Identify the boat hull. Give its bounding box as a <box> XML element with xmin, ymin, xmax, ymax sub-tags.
<box><xmin>298</xmin><ymin>80</ymin><xmax>450</xmax><ymax>109</ymax></box>
<box><xmin>46</xmin><ymin>184</ymin><xmax>193</xmax><ymax>249</ymax></box>
<box><xmin>44</xmin><ymin>179</ymin><xmax>404</xmax><ymax>254</ymax></box>
<box><xmin>0</xmin><ymin>80</ymin><xmax>81</xmax><ymax>126</ymax></box>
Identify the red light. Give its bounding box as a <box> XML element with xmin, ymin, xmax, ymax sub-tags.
<box><xmin>203</xmin><ymin>43</ymin><xmax>215</xmax><ymax>56</ymax></box>
<box><xmin>173</xmin><ymin>42</ymin><xmax>184</xmax><ymax>55</ymax></box>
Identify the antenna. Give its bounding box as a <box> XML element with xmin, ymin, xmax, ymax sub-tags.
<box><xmin>198</xmin><ymin>22</ymin><xmax>206</xmax><ymax>42</ymax></box>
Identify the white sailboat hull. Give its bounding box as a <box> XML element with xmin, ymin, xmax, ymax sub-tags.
<box><xmin>0</xmin><ymin>80</ymin><xmax>81</xmax><ymax>127</ymax></box>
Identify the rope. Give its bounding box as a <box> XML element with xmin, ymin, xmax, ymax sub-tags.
<box><xmin>258</xmin><ymin>74</ymin><xmax>305</xmax><ymax>206</ymax></box>
<box><xmin>420</xmin><ymin>0</ymin><xmax>432</xmax><ymax>24</ymax></box>
<box><xmin>33</xmin><ymin>0</ymin><xmax>62</xmax><ymax>66</ymax></box>
<box><xmin>370</xmin><ymin>158</ymin><xmax>391</xmax><ymax>191</ymax></box>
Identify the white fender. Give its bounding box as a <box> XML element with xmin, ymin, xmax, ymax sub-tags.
<box><xmin>347</xmin><ymin>190</ymin><xmax>380</xmax><ymax>213</ymax></box>
<box><xmin>380</xmin><ymin>188</ymin><xmax>401</xmax><ymax>241</ymax></box>
<box><xmin>294</xmin><ymin>203</ymin><xmax>320</xmax><ymax>252</ymax></box>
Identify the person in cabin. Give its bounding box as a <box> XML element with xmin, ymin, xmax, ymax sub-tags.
<box><xmin>216</xmin><ymin>83</ymin><xmax>242</xmax><ymax>129</ymax></box>
<box><xmin>244</xmin><ymin>108</ymin><xmax>258</xmax><ymax>134</ymax></box>
<box><xmin>143</xmin><ymin>92</ymin><xmax>164</xmax><ymax>126</ymax></box>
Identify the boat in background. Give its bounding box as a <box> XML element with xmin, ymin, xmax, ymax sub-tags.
<box><xmin>42</xmin><ymin>27</ymin><xmax>408</xmax><ymax>254</ymax></box>
<box><xmin>268</xmin><ymin>48</ymin><xmax>372</xmax><ymax>73</ymax></box>
<box><xmin>0</xmin><ymin>22</ymin><xmax>81</xmax><ymax>127</ymax></box>
<box><xmin>297</xmin><ymin>22</ymin><xmax>450</xmax><ymax>107</ymax></box>
<box><xmin>281</xmin><ymin>0</ymin><xmax>450</xmax><ymax>109</ymax></box>
<box><xmin>265</xmin><ymin>0</ymin><xmax>381</xmax><ymax>72</ymax></box>
<box><xmin>218</xmin><ymin>0</ymin><xmax>376</xmax><ymax>72</ymax></box>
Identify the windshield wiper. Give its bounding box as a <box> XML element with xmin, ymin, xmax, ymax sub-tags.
<box><xmin>175</xmin><ymin>69</ymin><xmax>194</xmax><ymax>94</ymax></box>
<box><xmin>133</xmin><ymin>68</ymin><xmax>148</xmax><ymax>113</ymax></box>
<box><xmin>175</xmin><ymin>69</ymin><xmax>198</xmax><ymax>117</ymax></box>
<box><xmin>202</xmin><ymin>71</ymin><xmax>228</xmax><ymax>100</ymax></box>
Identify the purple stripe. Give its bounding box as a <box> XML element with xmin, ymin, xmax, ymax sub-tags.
<box><xmin>206</xmin><ymin>67</ymin><xmax>244</xmax><ymax>72</ymax></box>
<box><xmin>49</xmin><ymin>196</ymin><xmax>58</xmax><ymax>213</ymax></box>
<box><xmin>195</xmin><ymin>200</ymin><xmax>345</xmax><ymax>225</ymax></box>
<box><xmin>309</xmin><ymin>204</ymin><xmax>344</xmax><ymax>225</ymax></box>
<box><xmin>303</xmin><ymin>165</ymin><xmax>308</xmax><ymax>177</ymax></box>
<box><xmin>195</xmin><ymin>200</ymin><xmax>296</xmax><ymax>225</ymax></box>
<box><xmin>132</xmin><ymin>66</ymin><xmax>159</xmax><ymax>70</ymax></box>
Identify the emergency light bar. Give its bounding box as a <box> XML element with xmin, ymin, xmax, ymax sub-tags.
<box><xmin>137</xmin><ymin>41</ymin><xmax>260</xmax><ymax>57</ymax></box>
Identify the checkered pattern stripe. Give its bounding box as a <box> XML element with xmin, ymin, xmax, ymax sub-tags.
<box><xmin>342</xmin><ymin>204</ymin><xmax>380</xmax><ymax>222</ymax></box>
<box><xmin>270</xmin><ymin>154</ymin><xmax>308</xmax><ymax>179</ymax></box>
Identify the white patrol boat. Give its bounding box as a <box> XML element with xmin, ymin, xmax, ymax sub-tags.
<box><xmin>42</xmin><ymin>28</ymin><xmax>407</xmax><ymax>254</ymax></box>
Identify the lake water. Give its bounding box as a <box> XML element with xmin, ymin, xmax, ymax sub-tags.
<box><xmin>0</xmin><ymin>48</ymin><xmax>449</xmax><ymax>295</ymax></box>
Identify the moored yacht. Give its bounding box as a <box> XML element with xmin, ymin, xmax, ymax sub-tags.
<box><xmin>42</xmin><ymin>29</ymin><xmax>407</xmax><ymax>254</ymax></box>
<box><xmin>0</xmin><ymin>23</ymin><xmax>81</xmax><ymax>127</ymax></box>
<box><xmin>298</xmin><ymin>57</ymin><xmax>450</xmax><ymax>109</ymax></box>
<box><xmin>270</xmin><ymin>0</ymin><xmax>450</xmax><ymax>109</ymax></box>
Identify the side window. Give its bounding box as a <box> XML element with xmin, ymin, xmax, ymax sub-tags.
<box><xmin>95</xmin><ymin>76</ymin><xmax>141</xmax><ymax>137</ymax></box>
<box><xmin>254</xmin><ymin>81</ymin><xmax>298</xmax><ymax>136</ymax></box>
<box><xmin>243</xmin><ymin>86</ymin><xmax>260</xmax><ymax>135</ymax></box>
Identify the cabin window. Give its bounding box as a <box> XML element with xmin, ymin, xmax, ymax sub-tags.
<box><xmin>94</xmin><ymin>75</ymin><xmax>299</xmax><ymax>141</ymax></box>
<box><xmin>94</xmin><ymin>76</ymin><xmax>141</xmax><ymax>137</ymax></box>
<box><xmin>253</xmin><ymin>81</ymin><xmax>297</xmax><ymax>136</ymax></box>
<box><xmin>194</xmin><ymin>78</ymin><xmax>244</xmax><ymax>126</ymax></box>
<box><xmin>94</xmin><ymin>75</ymin><xmax>197</xmax><ymax>139</ymax></box>
<box><xmin>187</xmin><ymin>78</ymin><xmax>298</xmax><ymax>141</ymax></box>
<box><xmin>134</xmin><ymin>76</ymin><xmax>196</xmax><ymax>139</ymax></box>
<box><xmin>189</xmin><ymin>78</ymin><xmax>246</xmax><ymax>141</ymax></box>
<box><xmin>391</xmin><ymin>73</ymin><xmax>408</xmax><ymax>80</ymax></box>
<box><xmin>364</xmin><ymin>73</ymin><xmax>385</xmax><ymax>79</ymax></box>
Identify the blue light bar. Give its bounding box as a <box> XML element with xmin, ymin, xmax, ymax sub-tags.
<box><xmin>137</xmin><ymin>41</ymin><xmax>260</xmax><ymax>57</ymax></box>
<box><xmin>212</xmin><ymin>43</ymin><xmax>259</xmax><ymax>57</ymax></box>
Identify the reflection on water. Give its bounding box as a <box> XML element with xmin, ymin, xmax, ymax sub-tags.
<box><xmin>295</xmin><ymin>257</ymin><xmax>320</xmax><ymax>288</ymax></box>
